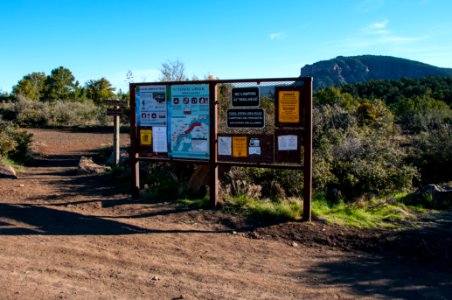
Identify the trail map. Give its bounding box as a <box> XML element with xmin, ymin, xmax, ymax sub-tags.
<box><xmin>168</xmin><ymin>84</ymin><xmax>210</xmax><ymax>160</ymax></box>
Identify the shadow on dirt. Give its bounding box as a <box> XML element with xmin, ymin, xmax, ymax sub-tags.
<box><xmin>302</xmin><ymin>254</ymin><xmax>452</xmax><ymax>299</ymax></box>
<box><xmin>0</xmin><ymin>203</ymin><xmax>230</xmax><ymax>236</ymax></box>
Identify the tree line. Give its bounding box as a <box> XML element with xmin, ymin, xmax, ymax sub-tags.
<box><xmin>5</xmin><ymin>66</ymin><xmax>120</xmax><ymax>104</ymax></box>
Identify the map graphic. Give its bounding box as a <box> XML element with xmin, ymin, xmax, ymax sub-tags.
<box><xmin>169</xmin><ymin>84</ymin><xmax>210</xmax><ymax>160</ymax></box>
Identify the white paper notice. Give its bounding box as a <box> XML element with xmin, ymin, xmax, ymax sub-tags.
<box><xmin>249</xmin><ymin>146</ymin><xmax>261</xmax><ymax>155</ymax></box>
<box><xmin>218</xmin><ymin>136</ymin><xmax>232</xmax><ymax>156</ymax></box>
<box><xmin>278</xmin><ymin>135</ymin><xmax>298</xmax><ymax>151</ymax></box>
<box><xmin>152</xmin><ymin>127</ymin><xmax>168</xmax><ymax>153</ymax></box>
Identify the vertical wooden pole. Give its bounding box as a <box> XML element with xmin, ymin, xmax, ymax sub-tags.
<box><xmin>303</xmin><ymin>77</ymin><xmax>313</xmax><ymax>221</ymax></box>
<box><xmin>130</xmin><ymin>84</ymin><xmax>140</xmax><ymax>198</ymax></box>
<box><xmin>113</xmin><ymin>107</ymin><xmax>120</xmax><ymax>165</ymax></box>
<box><xmin>209</xmin><ymin>82</ymin><xmax>219</xmax><ymax>207</ymax></box>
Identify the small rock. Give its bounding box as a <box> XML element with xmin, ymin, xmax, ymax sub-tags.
<box><xmin>0</xmin><ymin>165</ymin><xmax>17</xmax><ymax>179</ymax></box>
<box><xmin>232</xmin><ymin>231</ymin><xmax>237</xmax><ymax>235</ymax></box>
<box><xmin>77</xmin><ymin>156</ymin><xmax>111</xmax><ymax>175</ymax></box>
<box><xmin>291</xmin><ymin>242</ymin><xmax>298</xmax><ymax>247</ymax></box>
<box><xmin>151</xmin><ymin>276</ymin><xmax>160</xmax><ymax>281</ymax></box>
<box><xmin>249</xmin><ymin>232</ymin><xmax>260</xmax><ymax>239</ymax></box>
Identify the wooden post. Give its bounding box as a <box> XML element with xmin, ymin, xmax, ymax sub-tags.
<box><xmin>303</xmin><ymin>77</ymin><xmax>313</xmax><ymax>222</ymax></box>
<box><xmin>113</xmin><ymin>106</ymin><xmax>120</xmax><ymax>165</ymax></box>
<box><xmin>128</xmin><ymin>86</ymin><xmax>140</xmax><ymax>198</ymax></box>
<box><xmin>209</xmin><ymin>82</ymin><xmax>219</xmax><ymax>207</ymax></box>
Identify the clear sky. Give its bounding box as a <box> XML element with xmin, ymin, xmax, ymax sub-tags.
<box><xmin>1</xmin><ymin>0</ymin><xmax>451</xmax><ymax>93</ymax></box>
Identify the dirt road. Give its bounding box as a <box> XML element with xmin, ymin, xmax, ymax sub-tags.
<box><xmin>0</xmin><ymin>128</ymin><xmax>451</xmax><ymax>299</ymax></box>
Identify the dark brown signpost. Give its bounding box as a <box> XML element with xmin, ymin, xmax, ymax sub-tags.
<box><xmin>129</xmin><ymin>77</ymin><xmax>313</xmax><ymax>221</ymax></box>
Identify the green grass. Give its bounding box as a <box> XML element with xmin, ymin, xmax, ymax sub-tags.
<box><xmin>312</xmin><ymin>194</ymin><xmax>416</xmax><ymax>229</ymax></box>
<box><xmin>224</xmin><ymin>195</ymin><xmax>302</xmax><ymax>220</ymax></box>
<box><xmin>177</xmin><ymin>196</ymin><xmax>210</xmax><ymax>208</ymax></box>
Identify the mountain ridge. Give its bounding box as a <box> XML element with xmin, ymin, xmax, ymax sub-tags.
<box><xmin>300</xmin><ymin>55</ymin><xmax>452</xmax><ymax>89</ymax></box>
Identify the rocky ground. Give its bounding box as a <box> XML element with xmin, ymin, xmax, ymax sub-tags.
<box><xmin>0</xmin><ymin>128</ymin><xmax>451</xmax><ymax>299</ymax></box>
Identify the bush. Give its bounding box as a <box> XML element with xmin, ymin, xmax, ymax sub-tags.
<box><xmin>12</xmin><ymin>95</ymin><xmax>107</xmax><ymax>127</ymax></box>
<box><xmin>0</xmin><ymin>121</ymin><xmax>32</xmax><ymax>163</ymax></box>
<box><xmin>409</xmin><ymin>126</ymin><xmax>452</xmax><ymax>184</ymax></box>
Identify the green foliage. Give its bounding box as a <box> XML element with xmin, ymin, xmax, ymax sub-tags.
<box><xmin>44</xmin><ymin>66</ymin><xmax>79</xmax><ymax>101</ymax></box>
<box><xmin>141</xmin><ymin>162</ymin><xmax>196</xmax><ymax>199</ymax></box>
<box><xmin>225</xmin><ymin>195</ymin><xmax>302</xmax><ymax>220</ymax></box>
<box><xmin>0</xmin><ymin>121</ymin><xmax>32</xmax><ymax>163</ymax></box>
<box><xmin>408</xmin><ymin>126</ymin><xmax>452</xmax><ymax>184</ymax></box>
<box><xmin>14</xmin><ymin>95</ymin><xmax>50</xmax><ymax>126</ymax></box>
<box><xmin>312</xmin><ymin>194</ymin><xmax>415</xmax><ymax>228</ymax></box>
<box><xmin>12</xmin><ymin>72</ymin><xmax>46</xmax><ymax>100</ymax></box>
<box><xmin>13</xmin><ymin>95</ymin><xmax>106</xmax><ymax>127</ymax></box>
<box><xmin>85</xmin><ymin>78</ymin><xmax>116</xmax><ymax>104</ymax></box>
<box><xmin>394</xmin><ymin>95</ymin><xmax>452</xmax><ymax>132</ymax></box>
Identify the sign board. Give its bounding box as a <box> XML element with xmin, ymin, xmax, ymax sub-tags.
<box><xmin>103</xmin><ymin>100</ymin><xmax>128</xmax><ymax>107</ymax></box>
<box><xmin>276</xmin><ymin>88</ymin><xmax>302</xmax><ymax>126</ymax></box>
<box><xmin>227</xmin><ymin>109</ymin><xmax>265</xmax><ymax>128</ymax></box>
<box><xmin>232</xmin><ymin>87</ymin><xmax>259</xmax><ymax>106</ymax></box>
<box><xmin>168</xmin><ymin>84</ymin><xmax>210</xmax><ymax>160</ymax></box>
<box><xmin>129</xmin><ymin>77</ymin><xmax>313</xmax><ymax>221</ymax></box>
<box><xmin>140</xmin><ymin>129</ymin><xmax>152</xmax><ymax>146</ymax></box>
<box><xmin>136</xmin><ymin>85</ymin><xmax>168</xmax><ymax>126</ymax></box>
<box><xmin>107</xmin><ymin>108</ymin><xmax>123</xmax><ymax>116</ymax></box>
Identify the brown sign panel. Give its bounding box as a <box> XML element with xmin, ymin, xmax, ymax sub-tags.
<box><xmin>218</xmin><ymin>134</ymin><xmax>273</xmax><ymax>163</ymax></box>
<box><xmin>275</xmin><ymin>129</ymin><xmax>302</xmax><ymax>163</ymax></box>
<box><xmin>103</xmin><ymin>100</ymin><xmax>128</xmax><ymax>107</ymax></box>
<box><xmin>107</xmin><ymin>108</ymin><xmax>123</xmax><ymax>116</ymax></box>
<box><xmin>275</xmin><ymin>87</ymin><xmax>303</xmax><ymax>127</ymax></box>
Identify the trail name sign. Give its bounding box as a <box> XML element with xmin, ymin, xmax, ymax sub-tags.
<box><xmin>129</xmin><ymin>77</ymin><xmax>313</xmax><ymax>221</ymax></box>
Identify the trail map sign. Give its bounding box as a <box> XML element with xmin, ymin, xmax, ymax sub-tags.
<box><xmin>129</xmin><ymin>77</ymin><xmax>313</xmax><ymax>221</ymax></box>
<box><xmin>168</xmin><ymin>84</ymin><xmax>210</xmax><ymax>160</ymax></box>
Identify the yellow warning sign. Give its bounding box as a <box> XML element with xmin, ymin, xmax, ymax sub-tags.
<box><xmin>232</xmin><ymin>136</ymin><xmax>248</xmax><ymax>157</ymax></box>
<box><xmin>278</xmin><ymin>90</ymin><xmax>300</xmax><ymax>123</ymax></box>
<box><xmin>140</xmin><ymin>129</ymin><xmax>152</xmax><ymax>146</ymax></box>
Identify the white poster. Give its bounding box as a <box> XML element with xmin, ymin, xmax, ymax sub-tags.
<box><xmin>278</xmin><ymin>135</ymin><xmax>298</xmax><ymax>151</ymax></box>
<box><xmin>152</xmin><ymin>126</ymin><xmax>168</xmax><ymax>153</ymax></box>
<box><xmin>218</xmin><ymin>136</ymin><xmax>232</xmax><ymax>156</ymax></box>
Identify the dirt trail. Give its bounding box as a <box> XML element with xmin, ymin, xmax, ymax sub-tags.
<box><xmin>0</xmin><ymin>128</ymin><xmax>451</xmax><ymax>299</ymax></box>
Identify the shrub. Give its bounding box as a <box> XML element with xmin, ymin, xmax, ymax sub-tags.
<box><xmin>409</xmin><ymin>126</ymin><xmax>452</xmax><ymax>184</ymax></box>
<box><xmin>0</xmin><ymin>121</ymin><xmax>32</xmax><ymax>163</ymax></box>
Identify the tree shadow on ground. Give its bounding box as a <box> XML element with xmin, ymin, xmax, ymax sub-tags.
<box><xmin>0</xmin><ymin>203</ymin><xmax>230</xmax><ymax>236</ymax></box>
<box><xmin>302</xmin><ymin>254</ymin><xmax>452</xmax><ymax>299</ymax></box>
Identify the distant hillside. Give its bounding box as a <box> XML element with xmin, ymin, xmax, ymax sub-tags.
<box><xmin>300</xmin><ymin>55</ymin><xmax>452</xmax><ymax>89</ymax></box>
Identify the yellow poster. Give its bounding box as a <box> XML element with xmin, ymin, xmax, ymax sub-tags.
<box><xmin>232</xmin><ymin>136</ymin><xmax>248</xmax><ymax>157</ymax></box>
<box><xmin>140</xmin><ymin>129</ymin><xmax>152</xmax><ymax>146</ymax></box>
<box><xmin>278</xmin><ymin>91</ymin><xmax>300</xmax><ymax>123</ymax></box>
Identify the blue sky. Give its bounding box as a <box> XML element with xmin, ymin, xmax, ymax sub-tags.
<box><xmin>1</xmin><ymin>0</ymin><xmax>451</xmax><ymax>93</ymax></box>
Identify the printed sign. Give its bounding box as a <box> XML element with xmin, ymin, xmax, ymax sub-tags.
<box><xmin>218</xmin><ymin>136</ymin><xmax>232</xmax><ymax>156</ymax></box>
<box><xmin>248</xmin><ymin>137</ymin><xmax>261</xmax><ymax>155</ymax></box>
<box><xmin>152</xmin><ymin>126</ymin><xmax>168</xmax><ymax>153</ymax></box>
<box><xmin>278</xmin><ymin>135</ymin><xmax>298</xmax><ymax>151</ymax></box>
<box><xmin>232</xmin><ymin>87</ymin><xmax>259</xmax><ymax>106</ymax></box>
<box><xmin>227</xmin><ymin>109</ymin><xmax>265</xmax><ymax>128</ymax></box>
<box><xmin>278</xmin><ymin>90</ymin><xmax>301</xmax><ymax>124</ymax></box>
<box><xmin>168</xmin><ymin>84</ymin><xmax>210</xmax><ymax>160</ymax></box>
<box><xmin>136</xmin><ymin>85</ymin><xmax>167</xmax><ymax>126</ymax></box>
<box><xmin>232</xmin><ymin>136</ymin><xmax>248</xmax><ymax>157</ymax></box>
<box><xmin>140</xmin><ymin>129</ymin><xmax>152</xmax><ymax>146</ymax></box>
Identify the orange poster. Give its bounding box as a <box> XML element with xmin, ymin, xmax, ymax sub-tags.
<box><xmin>278</xmin><ymin>91</ymin><xmax>300</xmax><ymax>123</ymax></box>
<box><xmin>232</xmin><ymin>136</ymin><xmax>248</xmax><ymax>157</ymax></box>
